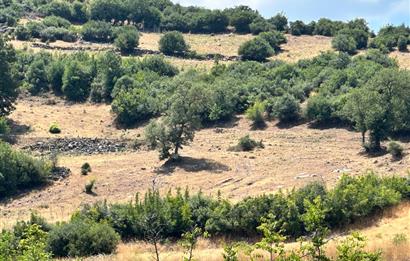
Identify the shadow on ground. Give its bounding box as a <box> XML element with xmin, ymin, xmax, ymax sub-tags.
<box><xmin>155</xmin><ymin>156</ymin><xmax>231</xmax><ymax>175</ymax></box>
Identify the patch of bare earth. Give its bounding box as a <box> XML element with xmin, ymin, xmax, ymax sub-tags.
<box><xmin>1</xmin><ymin>97</ymin><xmax>409</xmax><ymax>230</ymax></box>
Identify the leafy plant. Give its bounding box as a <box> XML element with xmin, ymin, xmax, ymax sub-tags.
<box><xmin>85</xmin><ymin>180</ymin><xmax>95</xmax><ymax>194</ymax></box>
<box><xmin>49</xmin><ymin>123</ymin><xmax>61</xmax><ymax>134</ymax></box>
<box><xmin>387</xmin><ymin>141</ymin><xmax>404</xmax><ymax>159</ymax></box>
<box><xmin>81</xmin><ymin>163</ymin><xmax>92</xmax><ymax>175</ymax></box>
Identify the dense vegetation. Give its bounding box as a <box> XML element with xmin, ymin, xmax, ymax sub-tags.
<box><xmin>0</xmin><ymin>173</ymin><xmax>408</xmax><ymax>259</ymax></box>
<box><xmin>0</xmin><ymin>141</ymin><xmax>51</xmax><ymax>198</ymax></box>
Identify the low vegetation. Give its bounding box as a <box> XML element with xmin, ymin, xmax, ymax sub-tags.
<box><xmin>0</xmin><ymin>141</ymin><xmax>51</xmax><ymax>199</ymax></box>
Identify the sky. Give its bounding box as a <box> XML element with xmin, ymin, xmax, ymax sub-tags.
<box><xmin>173</xmin><ymin>0</ymin><xmax>410</xmax><ymax>32</ymax></box>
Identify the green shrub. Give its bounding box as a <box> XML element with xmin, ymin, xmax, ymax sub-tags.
<box><xmin>159</xmin><ymin>31</ymin><xmax>189</xmax><ymax>55</ymax></box>
<box><xmin>114</xmin><ymin>26</ymin><xmax>139</xmax><ymax>54</ymax></box>
<box><xmin>239</xmin><ymin>37</ymin><xmax>273</xmax><ymax>61</ymax></box>
<box><xmin>259</xmin><ymin>31</ymin><xmax>286</xmax><ymax>52</ymax></box>
<box><xmin>234</xmin><ymin>135</ymin><xmax>264</xmax><ymax>151</ymax></box>
<box><xmin>0</xmin><ymin>142</ymin><xmax>51</xmax><ymax>198</ymax></box>
<box><xmin>306</xmin><ymin>95</ymin><xmax>334</xmax><ymax>123</ymax></box>
<box><xmin>111</xmin><ymin>87</ymin><xmax>157</xmax><ymax>126</ymax></box>
<box><xmin>81</xmin><ymin>21</ymin><xmax>113</xmax><ymax>43</ymax></box>
<box><xmin>26</xmin><ymin>21</ymin><xmax>46</xmax><ymax>38</ymax></box>
<box><xmin>15</xmin><ymin>25</ymin><xmax>31</xmax><ymax>40</ymax></box>
<box><xmin>268</xmin><ymin>94</ymin><xmax>301</xmax><ymax>122</ymax></box>
<box><xmin>0</xmin><ymin>117</ymin><xmax>10</xmax><ymax>136</ymax></box>
<box><xmin>332</xmin><ymin>33</ymin><xmax>357</xmax><ymax>54</ymax></box>
<box><xmin>62</xmin><ymin>60</ymin><xmax>93</xmax><ymax>102</ymax></box>
<box><xmin>139</xmin><ymin>55</ymin><xmax>178</xmax><ymax>77</ymax></box>
<box><xmin>49</xmin><ymin>123</ymin><xmax>61</xmax><ymax>134</ymax></box>
<box><xmin>40</xmin><ymin>27</ymin><xmax>77</xmax><ymax>43</ymax></box>
<box><xmin>387</xmin><ymin>141</ymin><xmax>404</xmax><ymax>159</ymax></box>
<box><xmin>392</xmin><ymin>233</ymin><xmax>407</xmax><ymax>246</ymax></box>
<box><xmin>85</xmin><ymin>180</ymin><xmax>95</xmax><ymax>194</ymax></box>
<box><xmin>246</xmin><ymin>101</ymin><xmax>266</xmax><ymax>128</ymax></box>
<box><xmin>398</xmin><ymin>36</ymin><xmax>408</xmax><ymax>52</ymax></box>
<box><xmin>42</xmin><ymin>16</ymin><xmax>71</xmax><ymax>29</ymax></box>
<box><xmin>81</xmin><ymin>163</ymin><xmax>92</xmax><ymax>175</ymax></box>
<box><xmin>47</xmin><ymin>219</ymin><xmax>120</xmax><ymax>257</ymax></box>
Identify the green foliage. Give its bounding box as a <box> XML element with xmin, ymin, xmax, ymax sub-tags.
<box><xmin>81</xmin><ymin>162</ymin><xmax>92</xmax><ymax>175</ymax></box>
<box><xmin>306</xmin><ymin>95</ymin><xmax>335</xmax><ymax>123</ymax></box>
<box><xmin>0</xmin><ymin>117</ymin><xmax>10</xmax><ymax>136</ymax></box>
<box><xmin>0</xmin><ymin>224</ymin><xmax>51</xmax><ymax>261</ymax></box>
<box><xmin>222</xmin><ymin>244</ymin><xmax>238</xmax><ymax>261</ymax></box>
<box><xmin>255</xmin><ymin>214</ymin><xmax>286</xmax><ymax>261</ymax></box>
<box><xmin>259</xmin><ymin>31</ymin><xmax>287</xmax><ymax>52</ymax></box>
<box><xmin>62</xmin><ymin>60</ymin><xmax>93</xmax><ymax>101</ymax></box>
<box><xmin>392</xmin><ymin>233</ymin><xmax>407</xmax><ymax>246</ymax></box>
<box><xmin>49</xmin><ymin>123</ymin><xmax>61</xmax><ymax>134</ymax></box>
<box><xmin>332</xmin><ymin>33</ymin><xmax>357</xmax><ymax>54</ymax></box>
<box><xmin>0</xmin><ymin>141</ymin><xmax>51</xmax><ymax>198</ymax></box>
<box><xmin>114</xmin><ymin>26</ymin><xmax>139</xmax><ymax>54</ymax></box>
<box><xmin>269</xmin><ymin>13</ymin><xmax>288</xmax><ymax>31</ymax></box>
<box><xmin>145</xmin><ymin>82</ymin><xmax>206</xmax><ymax>159</ymax></box>
<box><xmin>336</xmin><ymin>232</ymin><xmax>381</xmax><ymax>261</ymax></box>
<box><xmin>289</xmin><ymin>20</ymin><xmax>315</xmax><ymax>36</ymax></box>
<box><xmin>47</xmin><ymin>219</ymin><xmax>119</xmax><ymax>257</ymax></box>
<box><xmin>138</xmin><ymin>55</ymin><xmax>178</xmax><ymax>77</ymax></box>
<box><xmin>226</xmin><ymin>5</ymin><xmax>259</xmax><ymax>33</ymax></box>
<box><xmin>0</xmin><ymin>36</ymin><xmax>18</xmax><ymax>117</ymax></box>
<box><xmin>234</xmin><ymin>135</ymin><xmax>264</xmax><ymax>152</ymax></box>
<box><xmin>15</xmin><ymin>25</ymin><xmax>31</xmax><ymax>40</ymax></box>
<box><xmin>239</xmin><ymin>37</ymin><xmax>274</xmax><ymax>61</ymax></box>
<box><xmin>180</xmin><ymin>227</ymin><xmax>208</xmax><ymax>261</ymax></box>
<box><xmin>81</xmin><ymin>20</ymin><xmax>113</xmax><ymax>43</ymax></box>
<box><xmin>246</xmin><ymin>101</ymin><xmax>266</xmax><ymax>128</ymax></box>
<box><xmin>398</xmin><ymin>36</ymin><xmax>408</xmax><ymax>52</ymax></box>
<box><xmin>85</xmin><ymin>179</ymin><xmax>95</xmax><ymax>194</ymax></box>
<box><xmin>387</xmin><ymin>141</ymin><xmax>404</xmax><ymax>159</ymax></box>
<box><xmin>26</xmin><ymin>55</ymin><xmax>50</xmax><ymax>95</ymax></box>
<box><xmin>268</xmin><ymin>94</ymin><xmax>301</xmax><ymax>122</ymax></box>
<box><xmin>159</xmin><ymin>31</ymin><xmax>189</xmax><ymax>55</ymax></box>
<box><xmin>47</xmin><ymin>57</ymin><xmax>65</xmax><ymax>94</ymax></box>
<box><xmin>42</xmin><ymin>15</ymin><xmax>71</xmax><ymax>28</ymax></box>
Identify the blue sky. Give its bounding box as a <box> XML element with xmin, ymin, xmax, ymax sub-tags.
<box><xmin>173</xmin><ymin>0</ymin><xmax>410</xmax><ymax>32</ymax></box>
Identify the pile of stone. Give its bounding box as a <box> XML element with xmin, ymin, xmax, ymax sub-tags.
<box><xmin>23</xmin><ymin>137</ymin><xmax>131</xmax><ymax>155</ymax></box>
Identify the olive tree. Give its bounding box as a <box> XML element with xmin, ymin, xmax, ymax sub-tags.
<box><xmin>145</xmin><ymin>82</ymin><xmax>207</xmax><ymax>160</ymax></box>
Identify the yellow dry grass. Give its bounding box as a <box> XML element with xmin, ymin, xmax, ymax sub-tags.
<box><xmin>390</xmin><ymin>48</ymin><xmax>410</xmax><ymax>70</ymax></box>
<box><xmin>1</xmin><ymin>97</ymin><xmax>410</xmax><ymax>229</ymax></box>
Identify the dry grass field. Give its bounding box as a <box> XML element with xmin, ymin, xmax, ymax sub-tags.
<box><xmin>1</xmin><ymin>96</ymin><xmax>409</xmax><ymax>230</ymax></box>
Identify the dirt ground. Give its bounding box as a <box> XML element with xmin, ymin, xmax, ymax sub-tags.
<box><xmin>1</xmin><ymin>96</ymin><xmax>409</xmax><ymax>230</ymax></box>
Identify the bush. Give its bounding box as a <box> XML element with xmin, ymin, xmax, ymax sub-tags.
<box><xmin>81</xmin><ymin>163</ymin><xmax>92</xmax><ymax>175</ymax></box>
<box><xmin>259</xmin><ymin>31</ymin><xmax>286</xmax><ymax>52</ymax></box>
<box><xmin>81</xmin><ymin>21</ymin><xmax>113</xmax><ymax>43</ymax></box>
<box><xmin>49</xmin><ymin>123</ymin><xmax>61</xmax><ymax>134</ymax></box>
<box><xmin>62</xmin><ymin>60</ymin><xmax>93</xmax><ymax>102</ymax></box>
<box><xmin>234</xmin><ymin>135</ymin><xmax>264</xmax><ymax>151</ymax></box>
<box><xmin>85</xmin><ymin>180</ymin><xmax>95</xmax><ymax>194</ymax></box>
<box><xmin>114</xmin><ymin>26</ymin><xmax>139</xmax><ymax>54</ymax></box>
<box><xmin>112</xmin><ymin>87</ymin><xmax>157</xmax><ymax>126</ymax></box>
<box><xmin>159</xmin><ymin>31</ymin><xmax>189</xmax><ymax>55</ymax></box>
<box><xmin>47</xmin><ymin>219</ymin><xmax>119</xmax><ymax>257</ymax></box>
<box><xmin>246</xmin><ymin>101</ymin><xmax>266</xmax><ymax>128</ymax></box>
<box><xmin>15</xmin><ymin>25</ymin><xmax>31</xmax><ymax>40</ymax></box>
<box><xmin>0</xmin><ymin>117</ymin><xmax>10</xmax><ymax>136</ymax></box>
<box><xmin>139</xmin><ymin>55</ymin><xmax>178</xmax><ymax>77</ymax></box>
<box><xmin>268</xmin><ymin>94</ymin><xmax>301</xmax><ymax>122</ymax></box>
<box><xmin>332</xmin><ymin>33</ymin><xmax>357</xmax><ymax>54</ymax></box>
<box><xmin>26</xmin><ymin>21</ymin><xmax>46</xmax><ymax>38</ymax></box>
<box><xmin>42</xmin><ymin>16</ymin><xmax>71</xmax><ymax>29</ymax></box>
<box><xmin>398</xmin><ymin>36</ymin><xmax>408</xmax><ymax>52</ymax></box>
<box><xmin>306</xmin><ymin>95</ymin><xmax>335</xmax><ymax>123</ymax></box>
<box><xmin>40</xmin><ymin>27</ymin><xmax>77</xmax><ymax>43</ymax></box>
<box><xmin>387</xmin><ymin>141</ymin><xmax>404</xmax><ymax>159</ymax></box>
<box><xmin>239</xmin><ymin>37</ymin><xmax>274</xmax><ymax>61</ymax></box>
<box><xmin>0</xmin><ymin>142</ymin><xmax>51</xmax><ymax>198</ymax></box>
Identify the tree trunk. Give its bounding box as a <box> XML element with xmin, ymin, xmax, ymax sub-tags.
<box><xmin>361</xmin><ymin>131</ymin><xmax>366</xmax><ymax>144</ymax></box>
<box><xmin>154</xmin><ymin>241</ymin><xmax>160</xmax><ymax>261</ymax></box>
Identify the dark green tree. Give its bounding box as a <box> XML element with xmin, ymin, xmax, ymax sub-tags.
<box><xmin>159</xmin><ymin>31</ymin><xmax>189</xmax><ymax>56</ymax></box>
<box><xmin>0</xmin><ymin>36</ymin><xmax>18</xmax><ymax>116</ymax></box>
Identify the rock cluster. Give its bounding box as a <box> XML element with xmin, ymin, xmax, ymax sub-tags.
<box><xmin>23</xmin><ymin>137</ymin><xmax>131</xmax><ymax>155</ymax></box>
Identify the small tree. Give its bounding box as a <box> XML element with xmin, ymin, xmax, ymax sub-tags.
<box><xmin>269</xmin><ymin>94</ymin><xmax>301</xmax><ymax>122</ymax></box>
<box><xmin>159</xmin><ymin>31</ymin><xmax>189</xmax><ymax>56</ymax></box>
<box><xmin>255</xmin><ymin>214</ymin><xmax>286</xmax><ymax>261</ymax></box>
<box><xmin>239</xmin><ymin>37</ymin><xmax>273</xmax><ymax>61</ymax></box>
<box><xmin>62</xmin><ymin>60</ymin><xmax>92</xmax><ymax>101</ymax></box>
<box><xmin>336</xmin><ymin>232</ymin><xmax>381</xmax><ymax>261</ymax></box>
<box><xmin>398</xmin><ymin>36</ymin><xmax>408</xmax><ymax>52</ymax></box>
<box><xmin>145</xmin><ymin>83</ymin><xmax>206</xmax><ymax>160</ymax></box>
<box><xmin>301</xmin><ymin>197</ymin><xmax>330</xmax><ymax>261</ymax></box>
<box><xmin>180</xmin><ymin>227</ymin><xmax>208</xmax><ymax>261</ymax></box>
<box><xmin>332</xmin><ymin>34</ymin><xmax>357</xmax><ymax>54</ymax></box>
<box><xmin>246</xmin><ymin>101</ymin><xmax>266</xmax><ymax>128</ymax></box>
<box><xmin>114</xmin><ymin>26</ymin><xmax>139</xmax><ymax>54</ymax></box>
